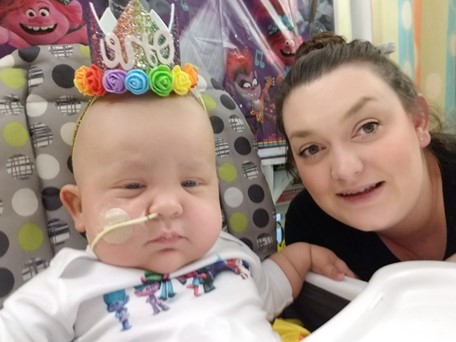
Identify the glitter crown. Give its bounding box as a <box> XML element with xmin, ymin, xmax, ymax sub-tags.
<box><xmin>74</xmin><ymin>0</ymin><xmax>198</xmax><ymax>97</ymax></box>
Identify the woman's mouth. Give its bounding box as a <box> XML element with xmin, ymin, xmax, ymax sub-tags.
<box><xmin>337</xmin><ymin>182</ymin><xmax>384</xmax><ymax>198</ymax></box>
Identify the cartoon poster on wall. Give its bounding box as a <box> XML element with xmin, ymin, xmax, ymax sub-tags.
<box><xmin>0</xmin><ymin>0</ymin><xmax>334</xmax><ymax>160</ymax></box>
<box><xmin>0</xmin><ymin>0</ymin><xmax>91</xmax><ymax>57</ymax></box>
<box><xmin>168</xmin><ymin>0</ymin><xmax>334</xmax><ymax>160</ymax></box>
<box><xmin>0</xmin><ymin>0</ymin><xmax>177</xmax><ymax>58</ymax></box>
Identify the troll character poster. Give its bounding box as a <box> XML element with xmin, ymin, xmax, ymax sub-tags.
<box><xmin>0</xmin><ymin>0</ymin><xmax>334</xmax><ymax>159</ymax></box>
<box><xmin>169</xmin><ymin>0</ymin><xmax>334</xmax><ymax>159</ymax></box>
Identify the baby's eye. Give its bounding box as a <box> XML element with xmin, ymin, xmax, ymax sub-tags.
<box><xmin>300</xmin><ymin>144</ymin><xmax>322</xmax><ymax>158</ymax></box>
<box><xmin>357</xmin><ymin>121</ymin><xmax>379</xmax><ymax>136</ymax></box>
<box><xmin>123</xmin><ymin>183</ymin><xmax>144</xmax><ymax>190</ymax></box>
<box><xmin>181</xmin><ymin>180</ymin><xmax>198</xmax><ymax>188</ymax></box>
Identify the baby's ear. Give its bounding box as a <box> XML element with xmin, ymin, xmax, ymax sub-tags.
<box><xmin>60</xmin><ymin>184</ymin><xmax>85</xmax><ymax>233</ymax></box>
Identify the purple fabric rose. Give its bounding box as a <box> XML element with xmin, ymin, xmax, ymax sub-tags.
<box><xmin>125</xmin><ymin>69</ymin><xmax>150</xmax><ymax>95</ymax></box>
<box><xmin>102</xmin><ymin>70</ymin><xmax>128</xmax><ymax>94</ymax></box>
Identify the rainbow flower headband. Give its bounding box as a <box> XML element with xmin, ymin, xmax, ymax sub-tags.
<box><xmin>74</xmin><ymin>0</ymin><xmax>198</xmax><ymax>97</ymax></box>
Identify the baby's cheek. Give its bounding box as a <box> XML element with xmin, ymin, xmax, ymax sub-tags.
<box><xmin>98</xmin><ymin>207</ymin><xmax>133</xmax><ymax>244</ymax></box>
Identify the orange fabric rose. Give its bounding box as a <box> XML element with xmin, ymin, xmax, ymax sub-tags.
<box><xmin>182</xmin><ymin>64</ymin><xmax>198</xmax><ymax>88</ymax></box>
<box><xmin>74</xmin><ymin>64</ymin><xmax>106</xmax><ymax>96</ymax></box>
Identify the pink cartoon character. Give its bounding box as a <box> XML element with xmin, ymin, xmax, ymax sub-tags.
<box><xmin>252</xmin><ymin>0</ymin><xmax>302</xmax><ymax>70</ymax></box>
<box><xmin>0</xmin><ymin>0</ymin><xmax>88</xmax><ymax>49</ymax></box>
<box><xmin>134</xmin><ymin>282</ymin><xmax>170</xmax><ymax>315</ymax></box>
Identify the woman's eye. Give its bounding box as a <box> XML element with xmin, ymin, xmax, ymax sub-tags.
<box><xmin>124</xmin><ymin>183</ymin><xmax>144</xmax><ymax>190</ymax></box>
<box><xmin>300</xmin><ymin>144</ymin><xmax>321</xmax><ymax>158</ymax></box>
<box><xmin>358</xmin><ymin>121</ymin><xmax>379</xmax><ymax>136</ymax></box>
<box><xmin>182</xmin><ymin>180</ymin><xmax>198</xmax><ymax>188</ymax></box>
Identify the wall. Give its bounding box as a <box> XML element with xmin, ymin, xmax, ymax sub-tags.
<box><xmin>371</xmin><ymin>0</ymin><xmax>456</xmax><ymax>125</ymax></box>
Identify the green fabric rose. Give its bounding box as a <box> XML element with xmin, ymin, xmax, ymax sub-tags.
<box><xmin>148</xmin><ymin>65</ymin><xmax>173</xmax><ymax>97</ymax></box>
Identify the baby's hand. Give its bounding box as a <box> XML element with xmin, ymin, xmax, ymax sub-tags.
<box><xmin>309</xmin><ymin>244</ymin><xmax>356</xmax><ymax>281</ymax></box>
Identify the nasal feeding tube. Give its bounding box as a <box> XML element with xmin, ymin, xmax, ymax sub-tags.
<box><xmin>90</xmin><ymin>208</ymin><xmax>158</xmax><ymax>250</ymax></box>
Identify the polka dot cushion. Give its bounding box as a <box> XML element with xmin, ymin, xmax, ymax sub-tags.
<box><xmin>0</xmin><ymin>44</ymin><xmax>276</xmax><ymax>307</ymax></box>
<box><xmin>0</xmin><ymin>45</ymin><xmax>89</xmax><ymax>305</ymax></box>
<box><xmin>198</xmin><ymin>68</ymin><xmax>276</xmax><ymax>260</ymax></box>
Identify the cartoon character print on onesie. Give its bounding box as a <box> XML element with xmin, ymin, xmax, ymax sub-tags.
<box><xmin>102</xmin><ymin>258</ymin><xmax>250</xmax><ymax>332</ymax></box>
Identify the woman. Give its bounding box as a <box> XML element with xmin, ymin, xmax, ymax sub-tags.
<box><xmin>275</xmin><ymin>32</ymin><xmax>456</xmax><ymax>282</ymax></box>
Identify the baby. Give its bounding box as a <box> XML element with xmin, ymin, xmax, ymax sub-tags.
<box><xmin>0</xmin><ymin>92</ymin><xmax>352</xmax><ymax>341</ymax></box>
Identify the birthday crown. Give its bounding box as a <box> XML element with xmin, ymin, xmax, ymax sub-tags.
<box><xmin>74</xmin><ymin>0</ymin><xmax>198</xmax><ymax>97</ymax></box>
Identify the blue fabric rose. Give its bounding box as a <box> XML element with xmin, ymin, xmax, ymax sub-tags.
<box><xmin>125</xmin><ymin>69</ymin><xmax>150</xmax><ymax>95</ymax></box>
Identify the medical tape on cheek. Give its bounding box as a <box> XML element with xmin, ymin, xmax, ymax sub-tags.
<box><xmin>90</xmin><ymin>208</ymin><xmax>158</xmax><ymax>250</ymax></box>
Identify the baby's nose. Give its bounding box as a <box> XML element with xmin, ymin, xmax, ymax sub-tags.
<box><xmin>148</xmin><ymin>193</ymin><xmax>183</xmax><ymax>219</ymax></box>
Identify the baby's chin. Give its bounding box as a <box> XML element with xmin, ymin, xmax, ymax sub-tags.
<box><xmin>107</xmin><ymin>253</ymin><xmax>199</xmax><ymax>275</ymax></box>
<box><xmin>139</xmin><ymin>252</ymin><xmax>202</xmax><ymax>274</ymax></box>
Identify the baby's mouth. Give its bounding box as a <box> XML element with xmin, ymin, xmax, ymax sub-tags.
<box><xmin>151</xmin><ymin>233</ymin><xmax>181</xmax><ymax>244</ymax></box>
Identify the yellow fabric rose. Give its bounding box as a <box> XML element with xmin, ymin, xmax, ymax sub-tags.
<box><xmin>171</xmin><ymin>65</ymin><xmax>192</xmax><ymax>95</ymax></box>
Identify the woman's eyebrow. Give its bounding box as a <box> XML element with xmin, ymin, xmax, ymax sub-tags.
<box><xmin>340</xmin><ymin>96</ymin><xmax>374</xmax><ymax>123</ymax></box>
<box><xmin>288</xmin><ymin>96</ymin><xmax>375</xmax><ymax>140</ymax></box>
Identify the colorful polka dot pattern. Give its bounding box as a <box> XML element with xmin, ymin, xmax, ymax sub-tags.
<box><xmin>0</xmin><ymin>45</ymin><xmax>89</xmax><ymax>304</ymax></box>
<box><xmin>0</xmin><ymin>45</ymin><xmax>276</xmax><ymax>305</ymax></box>
<box><xmin>201</xmin><ymin>71</ymin><xmax>276</xmax><ymax>260</ymax></box>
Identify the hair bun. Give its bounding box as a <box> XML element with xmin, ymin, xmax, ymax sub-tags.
<box><xmin>295</xmin><ymin>32</ymin><xmax>346</xmax><ymax>61</ymax></box>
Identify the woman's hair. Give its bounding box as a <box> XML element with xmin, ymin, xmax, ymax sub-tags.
<box><xmin>275</xmin><ymin>32</ymin><xmax>446</xmax><ymax>173</ymax></box>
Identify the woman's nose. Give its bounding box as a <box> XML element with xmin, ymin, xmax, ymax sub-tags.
<box><xmin>330</xmin><ymin>148</ymin><xmax>363</xmax><ymax>180</ymax></box>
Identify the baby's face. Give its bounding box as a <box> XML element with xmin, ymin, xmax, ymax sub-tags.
<box><xmin>67</xmin><ymin>94</ymin><xmax>222</xmax><ymax>273</ymax></box>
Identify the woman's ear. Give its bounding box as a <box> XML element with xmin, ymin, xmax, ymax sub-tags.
<box><xmin>60</xmin><ymin>184</ymin><xmax>86</xmax><ymax>233</ymax></box>
<box><xmin>413</xmin><ymin>94</ymin><xmax>431</xmax><ymax>147</ymax></box>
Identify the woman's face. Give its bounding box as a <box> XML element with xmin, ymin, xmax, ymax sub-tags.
<box><xmin>282</xmin><ymin>64</ymin><xmax>430</xmax><ymax>232</ymax></box>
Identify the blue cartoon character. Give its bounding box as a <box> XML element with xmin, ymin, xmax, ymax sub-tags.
<box><xmin>134</xmin><ymin>281</ymin><xmax>170</xmax><ymax>315</ymax></box>
<box><xmin>142</xmin><ymin>272</ymin><xmax>176</xmax><ymax>300</ymax></box>
<box><xmin>103</xmin><ymin>289</ymin><xmax>132</xmax><ymax>331</ymax></box>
